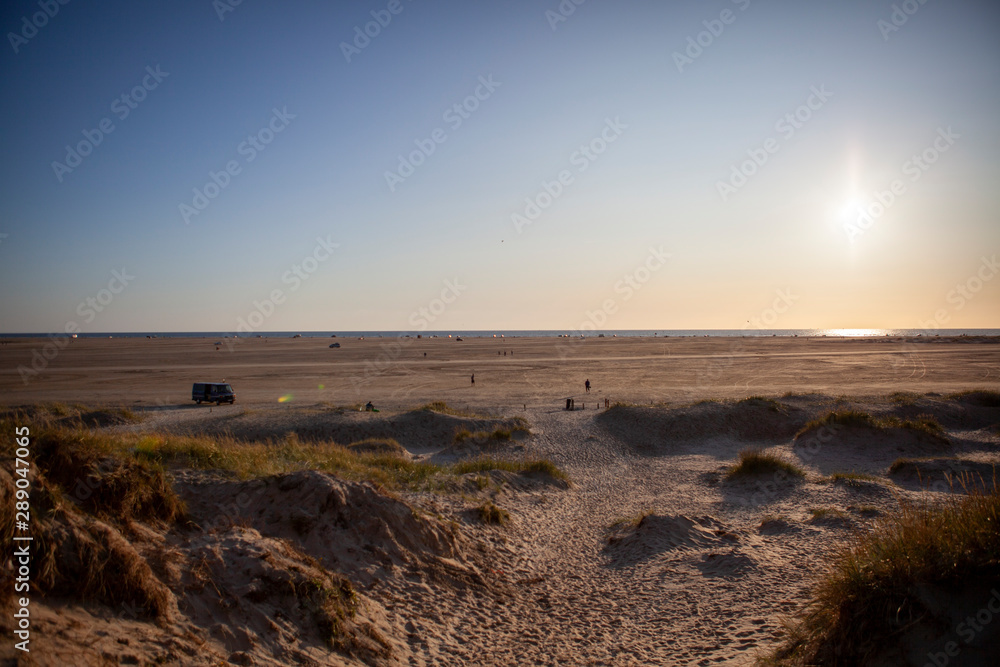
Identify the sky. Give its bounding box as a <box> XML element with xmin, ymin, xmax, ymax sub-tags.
<box><xmin>0</xmin><ymin>0</ymin><xmax>998</xmax><ymax>333</ymax></box>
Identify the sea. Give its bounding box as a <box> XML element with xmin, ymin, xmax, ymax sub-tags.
<box><xmin>3</xmin><ymin>329</ymin><xmax>999</xmax><ymax>339</ymax></box>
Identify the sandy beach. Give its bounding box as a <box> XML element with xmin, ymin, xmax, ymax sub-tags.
<box><xmin>1</xmin><ymin>336</ymin><xmax>998</xmax><ymax>665</ymax></box>
<box><xmin>2</xmin><ymin>335</ymin><xmax>997</xmax><ymax>409</ymax></box>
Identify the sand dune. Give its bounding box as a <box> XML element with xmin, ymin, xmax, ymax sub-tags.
<box><xmin>1</xmin><ymin>338</ymin><xmax>998</xmax><ymax>665</ymax></box>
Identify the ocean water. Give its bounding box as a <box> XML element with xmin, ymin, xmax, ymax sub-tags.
<box><xmin>4</xmin><ymin>329</ymin><xmax>999</xmax><ymax>339</ymax></box>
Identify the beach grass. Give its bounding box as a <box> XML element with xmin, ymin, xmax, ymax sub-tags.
<box><xmin>947</xmin><ymin>388</ymin><xmax>1000</xmax><ymax>407</ymax></box>
<box><xmin>476</xmin><ymin>500</ymin><xmax>510</xmax><ymax>526</ymax></box>
<box><xmin>765</xmin><ymin>483</ymin><xmax>1000</xmax><ymax>665</ymax></box>
<box><xmin>795</xmin><ymin>409</ymin><xmax>947</xmax><ymax>441</ymax></box>
<box><xmin>726</xmin><ymin>448</ymin><xmax>805</xmax><ymax>480</ymax></box>
<box><xmin>1</xmin><ymin>419</ymin><xmax>566</xmax><ymax>494</ymax></box>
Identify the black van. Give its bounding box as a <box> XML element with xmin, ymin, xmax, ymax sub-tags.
<box><xmin>192</xmin><ymin>382</ymin><xmax>236</xmax><ymax>405</ymax></box>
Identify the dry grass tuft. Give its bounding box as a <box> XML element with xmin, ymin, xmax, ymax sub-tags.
<box><xmin>27</xmin><ymin>426</ymin><xmax>185</xmax><ymax>526</ymax></box>
<box><xmin>0</xmin><ymin>469</ymin><xmax>173</xmax><ymax>619</ymax></box>
<box><xmin>346</xmin><ymin>437</ymin><xmax>408</xmax><ymax>458</ymax></box>
<box><xmin>452</xmin><ymin>456</ymin><xmax>570</xmax><ymax>483</ymax></box>
<box><xmin>726</xmin><ymin>448</ymin><xmax>805</xmax><ymax>480</ymax></box>
<box><xmin>796</xmin><ymin>409</ymin><xmax>948</xmax><ymax>443</ymax></box>
<box><xmin>738</xmin><ymin>395</ymin><xmax>784</xmax><ymax>412</ymax></box>
<box><xmin>476</xmin><ymin>500</ymin><xmax>510</xmax><ymax>526</ymax></box>
<box><xmin>766</xmin><ymin>482</ymin><xmax>1000</xmax><ymax>665</ymax></box>
<box><xmin>454</xmin><ymin>428</ymin><xmax>512</xmax><ymax>444</ymax></box>
<box><xmin>828</xmin><ymin>471</ymin><xmax>883</xmax><ymax>487</ymax></box>
<box><xmin>947</xmin><ymin>388</ymin><xmax>1000</xmax><ymax>407</ymax></box>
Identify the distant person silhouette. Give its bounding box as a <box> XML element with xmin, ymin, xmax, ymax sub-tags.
<box><xmin>471</xmin><ymin>373</ymin><xmax>475</xmax><ymax>385</ymax></box>
<box><xmin>585</xmin><ymin>379</ymin><xmax>591</xmax><ymax>393</ymax></box>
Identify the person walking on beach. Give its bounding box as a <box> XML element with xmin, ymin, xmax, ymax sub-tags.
<box><xmin>585</xmin><ymin>379</ymin><xmax>591</xmax><ymax>393</ymax></box>
<box><xmin>471</xmin><ymin>373</ymin><xmax>475</xmax><ymax>386</ymax></box>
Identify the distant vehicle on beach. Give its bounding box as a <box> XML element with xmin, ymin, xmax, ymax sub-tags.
<box><xmin>329</xmin><ymin>343</ymin><xmax>341</xmax><ymax>348</ymax></box>
<box><xmin>191</xmin><ymin>382</ymin><xmax>236</xmax><ymax>405</ymax></box>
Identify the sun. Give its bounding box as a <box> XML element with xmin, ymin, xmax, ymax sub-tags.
<box><xmin>838</xmin><ymin>195</ymin><xmax>865</xmax><ymax>224</ymax></box>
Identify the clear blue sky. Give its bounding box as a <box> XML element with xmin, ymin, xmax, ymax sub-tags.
<box><xmin>1</xmin><ymin>0</ymin><xmax>998</xmax><ymax>333</ymax></box>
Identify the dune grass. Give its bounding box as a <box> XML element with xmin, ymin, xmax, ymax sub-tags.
<box><xmin>759</xmin><ymin>514</ymin><xmax>790</xmax><ymax>528</ymax></box>
<box><xmin>828</xmin><ymin>471</ymin><xmax>884</xmax><ymax>488</ymax></box>
<box><xmin>452</xmin><ymin>456</ymin><xmax>569</xmax><ymax>483</ymax></box>
<box><xmin>6</xmin><ymin>402</ymin><xmax>143</xmax><ymax>428</ymax></box>
<box><xmin>947</xmin><ymin>388</ymin><xmax>1000</xmax><ymax>407</ymax></box>
<box><xmin>419</xmin><ymin>400</ymin><xmax>486</xmax><ymax>418</ymax></box>
<box><xmin>887</xmin><ymin>391</ymin><xmax>921</xmax><ymax>406</ymax></box>
<box><xmin>888</xmin><ymin>457</ymin><xmax>915</xmax><ymax>474</ymax></box>
<box><xmin>847</xmin><ymin>504</ymin><xmax>881</xmax><ymax>517</ymax></box>
<box><xmin>346</xmin><ymin>437</ymin><xmax>408</xmax><ymax>457</ymax></box>
<box><xmin>28</xmin><ymin>423</ymin><xmax>185</xmax><ymax>526</ymax></box>
<box><xmin>417</xmin><ymin>401</ymin><xmax>532</xmax><ymax>436</ymax></box>
<box><xmin>454</xmin><ymin>428</ymin><xmax>512</xmax><ymax>444</ymax></box>
<box><xmin>829</xmin><ymin>471</ymin><xmax>880</xmax><ymax>483</ymax></box>
<box><xmin>725</xmin><ymin>448</ymin><xmax>805</xmax><ymax>480</ymax></box>
<box><xmin>766</xmin><ymin>483</ymin><xmax>1000</xmax><ymax>665</ymax></box>
<box><xmin>476</xmin><ymin>500</ymin><xmax>510</xmax><ymax>526</ymax></box>
<box><xmin>0</xmin><ymin>422</ymin><xmax>178</xmax><ymax>619</ymax></box>
<box><xmin>3</xmin><ymin>420</ymin><xmax>567</xmax><ymax>494</ymax></box>
<box><xmin>808</xmin><ymin>507</ymin><xmax>848</xmax><ymax>522</ymax></box>
<box><xmin>796</xmin><ymin>409</ymin><xmax>947</xmax><ymax>441</ymax></box>
<box><xmin>737</xmin><ymin>395</ymin><xmax>785</xmax><ymax>412</ymax></box>
<box><xmin>609</xmin><ymin>511</ymin><xmax>654</xmax><ymax>529</ymax></box>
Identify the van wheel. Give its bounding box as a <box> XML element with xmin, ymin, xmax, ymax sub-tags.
<box><xmin>196</xmin><ymin>400</ymin><xmax>202</xmax><ymax>404</ymax></box>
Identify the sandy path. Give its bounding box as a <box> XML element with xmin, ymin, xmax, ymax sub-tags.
<box><xmin>379</xmin><ymin>406</ymin><xmax>863</xmax><ymax>666</ymax></box>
